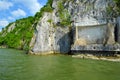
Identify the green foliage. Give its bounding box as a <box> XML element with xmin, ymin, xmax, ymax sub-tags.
<box><xmin>106</xmin><ymin>6</ymin><xmax>113</xmax><ymax>17</ymax></box>
<box><xmin>106</xmin><ymin>0</ymin><xmax>120</xmax><ymax>17</ymax></box>
<box><xmin>0</xmin><ymin>0</ymin><xmax>72</xmax><ymax>51</ymax></box>
<box><xmin>46</xmin><ymin>0</ymin><xmax>53</xmax><ymax>6</ymax></box>
<box><xmin>62</xmin><ymin>0</ymin><xmax>72</xmax><ymax>3</ymax></box>
<box><xmin>4</xmin><ymin>33</ymin><xmax>21</xmax><ymax>48</ymax></box>
<box><xmin>47</xmin><ymin>19</ymin><xmax>52</xmax><ymax>23</ymax></box>
<box><xmin>0</xmin><ymin>0</ymin><xmax>54</xmax><ymax>51</ymax></box>
<box><xmin>42</xmin><ymin>4</ymin><xmax>53</xmax><ymax>12</ymax></box>
<box><xmin>34</xmin><ymin>0</ymin><xmax>53</xmax><ymax>22</ymax></box>
<box><xmin>114</xmin><ymin>0</ymin><xmax>120</xmax><ymax>7</ymax></box>
<box><xmin>114</xmin><ymin>0</ymin><xmax>120</xmax><ymax>15</ymax></box>
<box><xmin>58</xmin><ymin>1</ymin><xmax>71</xmax><ymax>26</ymax></box>
<box><xmin>0</xmin><ymin>37</ymin><xmax>4</xmax><ymax>45</ymax></box>
<box><xmin>0</xmin><ymin>16</ymin><xmax>34</xmax><ymax>50</ymax></box>
<box><xmin>58</xmin><ymin>1</ymin><xmax>64</xmax><ymax>13</ymax></box>
<box><xmin>59</xmin><ymin>10</ymin><xmax>71</xmax><ymax>26</ymax></box>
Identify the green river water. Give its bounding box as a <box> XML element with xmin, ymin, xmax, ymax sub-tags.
<box><xmin>0</xmin><ymin>48</ymin><xmax>120</xmax><ymax>80</ymax></box>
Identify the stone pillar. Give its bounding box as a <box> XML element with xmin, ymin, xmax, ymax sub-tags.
<box><xmin>106</xmin><ymin>23</ymin><xmax>115</xmax><ymax>44</ymax></box>
<box><xmin>117</xmin><ymin>17</ymin><xmax>120</xmax><ymax>43</ymax></box>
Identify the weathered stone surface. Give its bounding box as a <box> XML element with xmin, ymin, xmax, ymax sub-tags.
<box><xmin>71</xmin><ymin>44</ymin><xmax>120</xmax><ymax>52</ymax></box>
<box><xmin>30</xmin><ymin>0</ymin><xmax>120</xmax><ymax>54</ymax></box>
<box><xmin>31</xmin><ymin>13</ymin><xmax>54</xmax><ymax>54</ymax></box>
<box><xmin>30</xmin><ymin>12</ymin><xmax>71</xmax><ymax>54</ymax></box>
<box><xmin>54</xmin><ymin>27</ymin><xmax>71</xmax><ymax>53</ymax></box>
<box><xmin>70</xmin><ymin>0</ymin><xmax>119</xmax><ymax>52</ymax></box>
<box><xmin>70</xmin><ymin>0</ymin><xmax>110</xmax><ymax>26</ymax></box>
<box><xmin>106</xmin><ymin>23</ymin><xmax>115</xmax><ymax>44</ymax></box>
<box><xmin>77</xmin><ymin>25</ymin><xmax>107</xmax><ymax>45</ymax></box>
<box><xmin>7</xmin><ymin>23</ymin><xmax>16</xmax><ymax>32</ymax></box>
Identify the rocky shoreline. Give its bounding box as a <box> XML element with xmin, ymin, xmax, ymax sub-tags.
<box><xmin>72</xmin><ymin>54</ymin><xmax>120</xmax><ymax>62</ymax></box>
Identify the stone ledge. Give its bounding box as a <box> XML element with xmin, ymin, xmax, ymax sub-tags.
<box><xmin>72</xmin><ymin>54</ymin><xmax>120</xmax><ymax>62</ymax></box>
<box><xmin>28</xmin><ymin>50</ymin><xmax>67</xmax><ymax>55</ymax></box>
<box><xmin>71</xmin><ymin>44</ymin><xmax>120</xmax><ymax>52</ymax></box>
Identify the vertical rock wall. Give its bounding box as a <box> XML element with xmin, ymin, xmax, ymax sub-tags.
<box><xmin>29</xmin><ymin>0</ymin><xmax>120</xmax><ymax>54</ymax></box>
<box><xmin>30</xmin><ymin>12</ymin><xmax>71</xmax><ymax>54</ymax></box>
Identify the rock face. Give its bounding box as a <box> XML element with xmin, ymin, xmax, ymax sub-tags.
<box><xmin>30</xmin><ymin>0</ymin><xmax>120</xmax><ymax>54</ymax></box>
<box><xmin>7</xmin><ymin>23</ymin><xmax>16</xmax><ymax>33</ymax></box>
<box><xmin>1</xmin><ymin>23</ymin><xmax>16</xmax><ymax>37</ymax></box>
<box><xmin>30</xmin><ymin>12</ymin><xmax>71</xmax><ymax>54</ymax></box>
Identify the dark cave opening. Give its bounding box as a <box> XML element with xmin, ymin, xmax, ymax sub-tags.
<box><xmin>114</xmin><ymin>24</ymin><xmax>118</xmax><ymax>42</ymax></box>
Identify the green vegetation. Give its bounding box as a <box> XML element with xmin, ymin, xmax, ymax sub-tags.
<box><xmin>57</xmin><ymin>1</ymin><xmax>71</xmax><ymax>26</ymax></box>
<box><xmin>106</xmin><ymin>6</ymin><xmax>114</xmax><ymax>17</ymax></box>
<box><xmin>47</xmin><ymin>19</ymin><xmax>52</xmax><ymax>23</ymax></box>
<box><xmin>114</xmin><ymin>0</ymin><xmax>120</xmax><ymax>15</ymax></box>
<box><xmin>35</xmin><ymin>0</ymin><xmax>71</xmax><ymax>27</ymax></box>
<box><xmin>0</xmin><ymin>0</ymin><xmax>54</xmax><ymax>51</ymax></box>
<box><xmin>106</xmin><ymin>0</ymin><xmax>120</xmax><ymax>17</ymax></box>
<box><xmin>34</xmin><ymin>0</ymin><xmax>53</xmax><ymax>22</ymax></box>
<box><xmin>0</xmin><ymin>17</ymin><xmax>34</xmax><ymax>50</ymax></box>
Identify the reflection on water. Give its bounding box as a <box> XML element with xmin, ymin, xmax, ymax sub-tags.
<box><xmin>0</xmin><ymin>48</ymin><xmax>120</xmax><ymax>80</ymax></box>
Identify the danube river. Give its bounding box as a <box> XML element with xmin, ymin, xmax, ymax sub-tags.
<box><xmin>0</xmin><ymin>48</ymin><xmax>120</xmax><ymax>80</ymax></box>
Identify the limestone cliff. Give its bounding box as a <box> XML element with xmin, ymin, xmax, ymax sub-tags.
<box><xmin>29</xmin><ymin>0</ymin><xmax>120</xmax><ymax>54</ymax></box>
<box><xmin>30</xmin><ymin>12</ymin><xmax>71</xmax><ymax>54</ymax></box>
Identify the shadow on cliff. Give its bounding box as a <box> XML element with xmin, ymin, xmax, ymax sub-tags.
<box><xmin>57</xmin><ymin>31</ymin><xmax>73</xmax><ymax>54</ymax></box>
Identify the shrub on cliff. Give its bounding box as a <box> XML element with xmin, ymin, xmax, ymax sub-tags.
<box><xmin>114</xmin><ymin>0</ymin><xmax>120</xmax><ymax>15</ymax></box>
<box><xmin>58</xmin><ymin>1</ymin><xmax>71</xmax><ymax>26</ymax></box>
